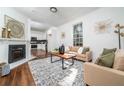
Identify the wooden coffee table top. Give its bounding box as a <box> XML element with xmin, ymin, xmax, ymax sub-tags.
<box><xmin>51</xmin><ymin>52</ymin><xmax>76</xmax><ymax>59</ymax></box>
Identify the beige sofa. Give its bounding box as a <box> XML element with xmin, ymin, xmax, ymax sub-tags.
<box><xmin>83</xmin><ymin>50</ymin><xmax>124</xmax><ymax>86</ymax></box>
<box><xmin>67</xmin><ymin>46</ymin><xmax>92</xmax><ymax>62</ymax></box>
<box><xmin>84</xmin><ymin>62</ymin><xmax>124</xmax><ymax>86</ymax></box>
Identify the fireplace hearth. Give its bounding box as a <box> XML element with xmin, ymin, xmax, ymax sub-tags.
<box><xmin>8</xmin><ymin>45</ymin><xmax>26</xmax><ymax>64</ymax></box>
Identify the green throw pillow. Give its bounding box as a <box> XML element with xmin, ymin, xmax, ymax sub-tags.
<box><xmin>97</xmin><ymin>52</ymin><xmax>115</xmax><ymax>68</ymax></box>
<box><xmin>102</xmin><ymin>48</ymin><xmax>117</xmax><ymax>55</ymax></box>
<box><xmin>82</xmin><ymin>47</ymin><xmax>89</xmax><ymax>54</ymax></box>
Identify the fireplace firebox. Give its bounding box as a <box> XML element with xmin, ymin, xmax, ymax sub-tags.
<box><xmin>8</xmin><ymin>45</ymin><xmax>26</xmax><ymax>63</ymax></box>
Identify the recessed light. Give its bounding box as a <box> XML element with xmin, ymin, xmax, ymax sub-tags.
<box><xmin>50</xmin><ymin>7</ymin><xmax>57</xmax><ymax>13</ymax></box>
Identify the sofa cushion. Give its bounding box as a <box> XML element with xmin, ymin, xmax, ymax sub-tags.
<box><xmin>77</xmin><ymin>47</ymin><xmax>83</xmax><ymax>54</ymax></box>
<box><xmin>69</xmin><ymin>46</ymin><xmax>79</xmax><ymax>52</ymax></box>
<box><xmin>96</xmin><ymin>52</ymin><xmax>115</xmax><ymax>68</ymax></box>
<box><xmin>82</xmin><ymin>47</ymin><xmax>89</xmax><ymax>54</ymax></box>
<box><xmin>76</xmin><ymin>54</ymin><xmax>86</xmax><ymax>58</ymax></box>
<box><xmin>68</xmin><ymin>51</ymin><xmax>77</xmax><ymax>55</ymax></box>
<box><xmin>102</xmin><ymin>48</ymin><xmax>117</xmax><ymax>55</ymax></box>
<box><xmin>113</xmin><ymin>50</ymin><xmax>124</xmax><ymax>71</ymax></box>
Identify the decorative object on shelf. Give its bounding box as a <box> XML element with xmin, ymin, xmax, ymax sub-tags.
<box><xmin>7</xmin><ymin>28</ymin><xmax>11</xmax><ymax>38</ymax></box>
<box><xmin>50</xmin><ymin>7</ymin><xmax>57</xmax><ymax>13</ymax></box>
<box><xmin>2</xmin><ymin>27</ymin><xmax>7</xmax><ymax>38</ymax></box>
<box><xmin>2</xmin><ymin>27</ymin><xmax>11</xmax><ymax>38</ymax></box>
<box><xmin>114</xmin><ymin>24</ymin><xmax>124</xmax><ymax>49</ymax></box>
<box><xmin>95</xmin><ymin>19</ymin><xmax>112</xmax><ymax>32</ymax></box>
<box><xmin>0</xmin><ymin>62</ymin><xmax>10</xmax><ymax>77</ymax></box>
<box><xmin>59</xmin><ymin>44</ymin><xmax>65</xmax><ymax>54</ymax></box>
<box><xmin>4</xmin><ymin>15</ymin><xmax>25</xmax><ymax>38</ymax></box>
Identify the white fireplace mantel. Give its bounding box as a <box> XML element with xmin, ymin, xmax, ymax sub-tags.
<box><xmin>0</xmin><ymin>37</ymin><xmax>32</xmax><ymax>69</ymax></box>
<box><xmin>0</xmin><ymin>38</ymin><xmax>29</xmax><ymax>42</ymax></box>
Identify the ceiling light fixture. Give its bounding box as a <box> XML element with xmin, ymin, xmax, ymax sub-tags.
<box><xmin>50</xmin><ymin>7</ymin><xmax>57</xmax><ymax>13</ymax></box>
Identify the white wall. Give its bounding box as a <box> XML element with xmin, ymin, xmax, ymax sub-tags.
<box><xmin>47</xmin><ymin>27</ymin><xmax>58</xmax><ymax>51</ymax></box>
<box><xmin>0</xmin><ymin>7</ymin><xmax>31</xmax><ymax>69</ymax></box>
<box><xmin>57</xmin><ymin>8</ymin><xmax>124</xmax><ymax>60</ymax></box>
<box><xmin>31</xmin><ymin>30</ymin><xmax>47</xmax><ymax>50</ymax></box>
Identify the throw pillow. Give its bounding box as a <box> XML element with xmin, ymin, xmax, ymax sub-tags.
<box><xmin>82</xmin><ymin>47</ymin><xmax>89</xmax><ymax>54</ymax></box>
<box><xmin>69</xmin><ymin>46</ymin><xmax>79</xmax><ymax>52</ymax></box>
<box><xmin>96</xmin><ymin>52</ymin><xmax>115</xmax><ymax>68</ymax></box>
<box><xmin>113</xmin><ymin>50</ymin><xmax>124</xmax><ymax>71</ymax></box>
<box><xmin>102</xmin><ymin>48</ymin><xmax>117</xmax><ymax>55</ymax></box>
<box><xmin>77</xmin><ymin>47</ymin><xmax>83</xmax><ymax>54</ymax></box>
<box><xmin>65</xmin><ymin>46</ymin><xmax>69</xmax><ymax>52</ymax></box>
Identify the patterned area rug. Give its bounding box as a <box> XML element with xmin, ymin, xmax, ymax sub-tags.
<box><xmin>28</xmin><ymin>57</ymin><xmax>84</xmax><ymax>86</ymax></box>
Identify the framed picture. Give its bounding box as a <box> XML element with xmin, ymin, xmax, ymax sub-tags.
<box><xmin>61</xmin><ymin>32</ymin><xmax>65</xmax><ymax>38</ymax></box>
<box><xmin>4</xmin><ymin>15</ymin><xmax>25</xmax><ymax>38</ymax></box>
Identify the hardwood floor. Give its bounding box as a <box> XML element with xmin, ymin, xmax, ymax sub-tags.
<box><xmin>0</xmin><ymin>63</ymin><xmax>35</xmax><ymax>86</ymax></box>
<box><xmin>0</xmin><ymin>50</ymin><xmax>50</xmax><ymax>86</ymax></box>
<box><xmin>31</xmin><ymin>49</ymin><xmax>50</xmax><ymax>58</ymax></box>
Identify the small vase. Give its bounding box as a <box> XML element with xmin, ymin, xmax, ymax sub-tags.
<box><xmin>59</xmin><ymin>44</ymin><xmax>65</xmax><ymax>54</ymax></box>
<box><xmin>2</xmin><ymin>28</ymin><xmax>7</xmax><ymax>38</ymax></box>
<box><xmin>7</xmin><ymin>31</ymin><xmax>11</xmax><ymax>38</ymax></box>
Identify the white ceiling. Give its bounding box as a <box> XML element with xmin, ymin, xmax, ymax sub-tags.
<box><xmin>30</xmin><ymin>20</ymin><xmax>50</xmax><ymax>31</ymax></box>
<box><xmin>15</xmin><ymin>7</ymin><xmax>99</xmax><ymax>31</ymax></box>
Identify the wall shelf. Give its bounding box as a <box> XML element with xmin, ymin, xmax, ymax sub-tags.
<box><xmin>0</xmin><ymin>38</ymin><xmax>29</xmax><ymax>42</ymax></box>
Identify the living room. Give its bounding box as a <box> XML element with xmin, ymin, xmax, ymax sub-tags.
<box><xmin>0</xmin><ymin>6</ymin><xmax>124</xmax><ymax>87</ymax></box>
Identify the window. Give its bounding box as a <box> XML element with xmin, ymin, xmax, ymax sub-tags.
<box><xmin>73</xmin><ymin>22</ymin><xmax>83</xmax><ymax>46</ymax></box>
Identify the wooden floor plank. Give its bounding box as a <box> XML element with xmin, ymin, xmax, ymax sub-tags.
<box><xmin>0</xmin><ymin>63</ymin><xmax>35</xmax><ymax>86</ymax></box>
<box><xmin>0</xmin><ymin>49</ymin><xmax>49</xmax><ymax>86</ymax></box>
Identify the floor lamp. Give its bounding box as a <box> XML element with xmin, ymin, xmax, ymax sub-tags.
<box><xmin>114</xmin><ymin>24</ymin><xmax>124</xmax><ymax>49</ymax></box>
